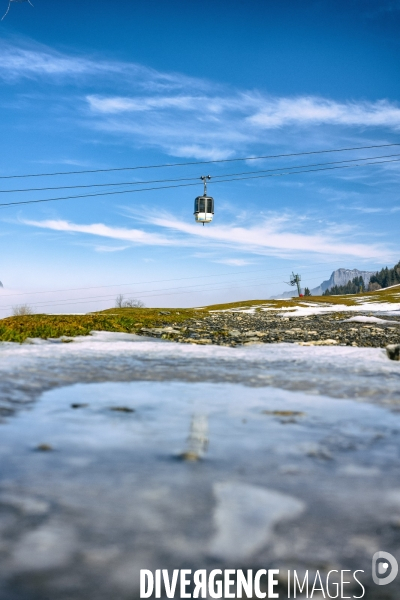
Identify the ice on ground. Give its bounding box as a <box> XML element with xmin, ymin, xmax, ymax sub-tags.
<box><xmin>0</xmin><ymin>337</ymin><xmax>399</xmax><ymax>419</ymax></box>
<box><xmin>23</xmin><ymin>331</ymin><xmax>164</xmax><ymax>344</ymax></box>
<box><xmin>1</xmin><ymin>379</ymin><xmax>400</xmax><ymax>598</ymax></box>
<box><xmin>1</xmin><ymin>337</ymin><xmax>400</xmax><ymax>598</ymax></box>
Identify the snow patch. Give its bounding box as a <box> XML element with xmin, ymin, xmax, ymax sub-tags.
<box><xmin>344</xmin><ymin>316</ymin><xmax>399</xmax><ymax>324</ymax></box>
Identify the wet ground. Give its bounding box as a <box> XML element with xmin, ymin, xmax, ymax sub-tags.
<box><xmin>0</xmin><ymin>334</ymin><xmax>400</xmax><ymax>599</ymax></box>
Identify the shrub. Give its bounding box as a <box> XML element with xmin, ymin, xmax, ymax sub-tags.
<box><xmin>12</xmin><ymin>304</ymin><xmax>33</xmax><ymax>316</ymax></box>
<box><xmin>123</xmin><ymin>299</ymin><xmax>145</xmax><ymax>308</ymax></box>
<box><xmin>115</xmin><ymin>294</ymin><xmax>145</xmax><ymax>308</ymax></box>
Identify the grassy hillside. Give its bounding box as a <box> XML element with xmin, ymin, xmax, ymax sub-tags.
<box><xmin>204</xmin><ymin>284</ymin><xmax>400</xmax><ymax>310</ymax></box>
<box><xmin>0</xmin><ymin>309</ymin><xmax>202</xmax><ymax>343</ymax></box>
<box><xmin>1</xmin><ymin>285</ymin><xmax>399</xmax><ymax>343</ymax></box>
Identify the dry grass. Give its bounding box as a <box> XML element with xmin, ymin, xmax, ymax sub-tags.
<box><xmin>0</xmin><ymin>308</ymin><xmax>204</xmax><ymax>343</ymax></box>
<box><xmin>203</xmin><ymin>285</ymin><xmax>400</xmax><ymax>311</ymax></box>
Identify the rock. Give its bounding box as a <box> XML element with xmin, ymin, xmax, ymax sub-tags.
<box><xmin>36</xmin><ymin>444</ymin><xmax>53</xmax><ymax>452</ymax></box>
<box><xmin>137</xmin><ymin>308</ymin><xmax>400</xmax><ymax>349</ymax></box>
<box><xmin>179</xmin><ymin>451</ymin><xmax>201</xmax><ymax>461</ymax></box>
<box><xmin>242</xmin><ymin>331</ymin><xmax>263</xmax><ymax>337</ymax></box>
<box><xmin>386</xmin><ymin>344</ymin><xmax>400</xmax><ymax>361</ymax></box>
<box><xmin>299</xmin><ymin>339</ymin><xmax>338</xmax><ymax>346</ymax></box>
<box><xmin>158</xmin><ymin>311</ymin><xmax>171</xmax><ymax>315</ymax></box>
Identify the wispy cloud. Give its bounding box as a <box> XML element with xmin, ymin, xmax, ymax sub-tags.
<box><xmin>214</xmin><ymin>258</ymin><xmax>253</xmax><ymax>266</ymax></box>
<box><xmin>21</xmin><ymin>218</ymin><xmax>177</xmax><ymax>246</ymax></box>
<box><xmin>2</xmin><ymin>40</ymin><xmax>400</xmax><ymax>161</ymax></box>
<box><xmin>0</xmin><ymin>45</ymin><xmax>108</xmax><ymax>79</ymax></box>
<box><xmin>143</xmin><ymin>212</ymin><xmax>391</xmax><ymax>260</ymax></box>
<box><xmin>94</xmin><ymin>245</ymin><xmax>131</xmax><ymax>252</ymax></box>
<box><xmin>88</xmin><ymin>93</ymin><xmax>400</xmax><ymax>131</ymax></box>
<box><xmin>248</xmin><ymin>97</ymin><xmax>400</xmax><ymax>129</ymax></box>
<box><xmin>86</xmin><ymin>93</ymin><xmax>400</xmax><ymax>160</ymax></box>
<box><xmin>21</xmin><ymin>213</ymin><xmax>393</xmax><ymax>261</ymax></box>
<box><xmin>0</xmin><ymin>40</ymin><xmax>209</xmax><ymax>92</ymax></box>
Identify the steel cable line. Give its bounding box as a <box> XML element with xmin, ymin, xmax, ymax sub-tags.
<box><xmin>0</xmin><ymin>142</ymin><xmax>399</xmax><ymax>180</ymax></box>
<box><xmin>0</xmin><ymin>274</ymin><xmax>328</xmax><ymax>312</ymax></box>
<box><xmin>0</xmin><ymin>270</ymin><xmax>333</xmax><ymax>311</ymax></box>
<box><xmin>0</xmin><ymin>260</ymin><xmax>362</xmax><ymax>299</ymax></box>
<box><xmin>2</xmin><ymin>152</ymin><xmax>400</xmax><ymax>194</ymax></box>
<box><xmin>1</xmin><ymin>156</ymin><xmax>400</xmax><ymax>209</ymax></box>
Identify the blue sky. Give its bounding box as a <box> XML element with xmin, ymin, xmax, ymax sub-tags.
<box><xmin>0</xmin><ymin>0</ymin><xmax>399</xmax><ymax>313</ymax></box>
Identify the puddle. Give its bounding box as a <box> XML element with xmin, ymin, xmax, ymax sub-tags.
<box><xmin>0</xmin><ymin>338</ymin><xmax>400</xmax><ymax>598</ymax></box>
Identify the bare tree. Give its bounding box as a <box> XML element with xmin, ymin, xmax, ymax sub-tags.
<box><xmin>115</xmin><ymin>294</ymin><xmax>125</xmax><ymax>308</ymax></box>
<box><xmin>12</xmin><ymin>304</ymin><xmax>33</xmax><ymax>316</ymax></box>
<box><xmin>115</xmin><ymin>294</ymin><xmax>145</xmax><ymax>308</ymax></box>
<box><xmin>123</xmin><ymin>299</ymin><xmax>145</xmax><ymax>308</ymax></box>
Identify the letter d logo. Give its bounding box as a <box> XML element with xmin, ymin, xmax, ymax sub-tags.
<box><xmin>372</xmin><ymin>551</ymin><xmax>398</xmax><ymax>586</ymax></box>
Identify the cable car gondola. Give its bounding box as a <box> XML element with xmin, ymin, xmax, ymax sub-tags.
<box><xmin>194</xmin><ymin>175</ymin><xmax>214</xmax><ymax>225</ymax></box>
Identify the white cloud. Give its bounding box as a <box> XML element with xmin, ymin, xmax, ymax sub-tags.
<box><xmin>214</xmin><ymin>259</ymin><xmax>253</xmax><ymax>266</ymax></box>
<box><xmin>2</xmin><ymin>40</ymin><xmax>400</xmax><ymax>161</ymax></box>
<box><xmin>22</xmin><ymin>219</ymin><xmax>177</xmax><ymax>246</ymax></box>
<box><xmin>85</xmin><ymin>93</ymin><xmax>400</xmax><ymax>160</ymax></box>
<box><xmin>0</xmin><ymin>41</ymin><xmax>210</xmax><ymax>92</ymax></box>
<box><xmin>86</xmin><ymin>95</ymin><xmax>213</xmax><ymax>114</ymax></box>
<box><xmin>143</xmin><ymin>211</ymin><xmax>392</xmax><ymax>260</ymax></box>
<box><xmin>84</xmin><ymin>94</ymin><xmax>400</xmax><ymax>161</ymax></box>
<box><xmin>0</xmin><ymin>46</ymin><xmax>108</xmax><ymax>79</ymax></box>
<box><xmin>21</xmin><ymin>213</ymin><xmax>393</xmax><ymax>262</ymax></box>
<box><xmin>248</xmin><ymin>97</ymin><xmax>400</xmax><ymax>129</ymax></box>
<box><xmin>94</xmin><ymin>245</ymin><xmax>130</xmax><ymax>252</ymax></box>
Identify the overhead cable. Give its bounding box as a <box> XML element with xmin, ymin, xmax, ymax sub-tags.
<box><xmin>1</xmin><ymin>152</ymin><xmax>400</xmax><ymax>194</ymax></box>
<box><xmin>1</xmin><ymin>156</ymin><xmax>399</xmax><ymax>209</ymax></box>
<box><xmin>0</xmin><ymin>142</ymin><xmax>399</xmax><ymax>180</ymax></box>
<box><xmin>0</xmin><ymin>274</ymin><xmax>328</xmax><ymax>312</ymax></box>
<box><xmin>0</xmin><ymin>259</ymin><xmax>369</xmax><ymax>301</ymax></box>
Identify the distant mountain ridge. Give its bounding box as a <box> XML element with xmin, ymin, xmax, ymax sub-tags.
<box><xmin>272</xmin><ymin>268</ymin><xmax>377</xmax><ymax>299</ymax></box>
<box><xmin>310</xmin><ymin>268</ymin><xmax>377</xmax><ymax>296</ymax></box>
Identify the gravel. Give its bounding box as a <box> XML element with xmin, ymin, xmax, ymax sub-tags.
<box><xmin>139</xmin><ymin>311</ymin><xmax>400</xmax><ymax>348</ymax></box>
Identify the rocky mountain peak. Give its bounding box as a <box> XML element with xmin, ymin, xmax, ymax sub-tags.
<box><xmin>272</xmin><ymin>267</ymin><xmax>377</xmax><ymax>298</ymax></box>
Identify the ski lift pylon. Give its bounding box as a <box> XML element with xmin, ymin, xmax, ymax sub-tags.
<box><xmin>194</xmin><ymin>175</ymin><xmax>214</xmax><ymax>225</ymax></box>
